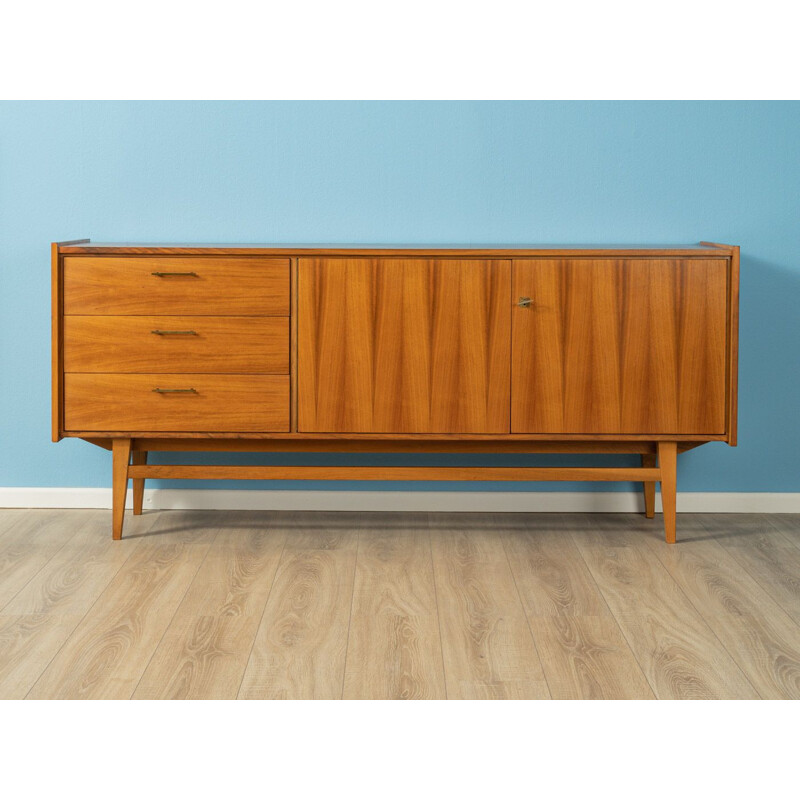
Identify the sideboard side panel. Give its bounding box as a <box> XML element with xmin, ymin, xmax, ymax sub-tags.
<box><xmin>727</xmin><ymin>247</ymin><xmax>740</xmax><ymax>445</ymax></box>
<box><xmin>51</xmin><ymin>243</ymin><xmax>63</xmax><ymax>441</ymax></box>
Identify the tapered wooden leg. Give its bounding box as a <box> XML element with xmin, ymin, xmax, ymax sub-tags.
<box><xmin>657</xmin><ymin>442</ymin><xmax>678</xmax><ymax>544</ymax></box>
<box><xmin>131</xmin><ymin>450</ymin><xmax>147</xmax><ymax>515</ymax></box>
<box><xmin>641</xmin><ymin>453</ymin><xmax>656</xmax><ymax>519</ymax></box>
<box><xmin>112</xmin><ymin>438</ymin><xmax>132</xmax><ymax>540</ymax></box>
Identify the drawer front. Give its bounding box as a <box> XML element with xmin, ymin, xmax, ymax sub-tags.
<box><xmin>64</xmin><ymin>316</ymin><xmax>289</xmax><ymax>374</ymax></box>
<box><xmin>64</xmin><ymin>374</ymin><xmax>289</xmax><ymax>432</ymax></box>
<box><xmin>63</xmin><ymin>256</ymin><xmax>290</xmax><ymax>315</ymax></box>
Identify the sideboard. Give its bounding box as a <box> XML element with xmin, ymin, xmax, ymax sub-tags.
<box><xmin>51</xmin><ymin>241</ymin><xmax>739</xmax><ymax>542</ymax></box>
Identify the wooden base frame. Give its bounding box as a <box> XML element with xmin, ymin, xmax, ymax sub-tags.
<box><xmin>107</xmin><ymin>438</ymin><xmax>681</xmax><ymax>543</ymax></box>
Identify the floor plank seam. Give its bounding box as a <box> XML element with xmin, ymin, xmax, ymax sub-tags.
<box><xmin>427</xmin><ymin>519</ymin><xmax>450</xmax><ymax>701</ymax></box>
<box><xmin>567</xmin><ymin>521</ymin><xmax>660</xmax><ymax>700</ymax></box>
<box><xmin>703</xmin><ymin>514</ymin><xmax>800</xmax><ymax>609</ymax></box>
<box><xmin>0</xmin><ymin>511</ymin><xmax>88</xmax><ymax>614</ymax></box>
<box><xmin>765</xmin><ymin>515</ymin><xmax>800</xmax><ymax>552</ymax></box>
<box><xmin>338</xmin><ymin>528</ymin><xmax>361</xmax><ymax>701</ymax></box>
<box><xmin>643</xmin><ymin>532</ymin><xmax>764</xmax><ymax>699</ymax></box>
<box><xmin>697</xmin><ymin>515</ymin><xmax>800</xmax><ymax>688</ymax></box>
<box><xmin>498</xmin><ymin>525</ymin><xmax>554</xmax><ymax>701</ymax></box>
<box><xmin>130</xmin><ymin>518</ymin><xmax>223</xmax><ymax>700</ymax></box>
<box><xmin>720</xmin><ymin>543</ymin><xmax>800</xmax><ymax>631</ymax></box>
<box><xmin>633</xmin><ymin>514</ymin><xmax>766</xmax><ymax>699</ymax></box>
<box><xmin>235</xmin><ymin>524</ymin><xmax>290</xmax><ymax>700</ymax></box>
<box><xmin>8</xmin><ymin>616</ymin><xmax>84</xmax><ymax>700</ymax></box>
<box><xmin>22</xmin><ymin>514</ymin><xmax>147</xmax><ymax>699</ymax></box>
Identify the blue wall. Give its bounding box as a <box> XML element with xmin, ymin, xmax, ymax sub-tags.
<box><xmin>1</xmin><ymin>101</ymin><xmax>798</xmax><ymax>493</ymax></box>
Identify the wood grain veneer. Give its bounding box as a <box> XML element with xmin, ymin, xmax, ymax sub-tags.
<box><xmin>511</xmin><ymin>258</ymin><xmax>728</xmax><ymax>434</ymax></box>
<box><xmin>64</xmin><ymin>315</ymin><xmax>289</xmax><ymax>374</ymax></box>
<box><xmin>64</xmin><ymin>256</ymin><xmax>289</xmax><ymax>315</ymax></box>
<box><xmin>65</xmin><ymin>374</ymin><xmax>289</xmax><ymax>433</ymax></box>
<box><xmin>298</xmin><ymin>258</ymin><xmax>511</xmax><ymax>433</ymax></box>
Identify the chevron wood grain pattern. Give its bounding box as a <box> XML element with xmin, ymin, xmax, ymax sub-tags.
<box><xmin>429</xmin><ymin>519</ymin><xmax>549</xmax><ymax>699</ymax></box>
<box><xmin>511</xmin><ymin>258</ymin><xmax>728</xmax><ymax>434</ymax></box>
<box><xmin>298</xmin><ymin>258</ymin><xmax>511</xmax><ymax>433</ymax></box>
<box><xmin>2</xmin><ymin>509</ymin><xmax>799</xmax><ymax>700</ymax></box>
<box><xmin>238</xmin><ymin>523</ymin><xmax>358</xmax><ymax>699</ymax></box>
<box><xmin>63</xmin><ymin>256</ymin><xmax>290</xmax><ymax>316</ymax></box>
<box><xmin>342</xmin><ymin>516</ymin><xmax>446</xmax><ymax>699</ymax></box>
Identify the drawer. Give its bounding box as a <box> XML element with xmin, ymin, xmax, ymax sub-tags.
<box><xmin>64</xmin><ymin>374</ymin><xmax>289</xmax><ymax>432</ymax></box>
<box><xmin>64</xmin><ymin>316</ymin><xmax>289</xmax><ymax>374</ymax></box>
<box><xmin>63</xmin><ymin>256</ymin><xmax>289</xmax><ymax>315</ymax></box>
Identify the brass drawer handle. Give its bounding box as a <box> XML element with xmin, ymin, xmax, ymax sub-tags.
<box><xmin>152</xmin><ymin>387</ymin><xmax>198</xmax><ymax>394</ymax></box>
<box><xmin>151</xmin><ymin>271</ymin><xmax>199</xmax><ymax>277</ymax></box>
<box><xmin>151</xmin><ymin>330</ymin><xmax>198</xmax><ymax>335</ymax></box>
<box><xmin>517</xmin><ymin>296</ymin><xmax>532</xmax><ymax>308</ymax></box>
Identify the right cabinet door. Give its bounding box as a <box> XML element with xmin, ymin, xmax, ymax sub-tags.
<box><xmin>511</xmin><ymin>258</ymin><xmax>729</xmax><ymax>434</ymax></box>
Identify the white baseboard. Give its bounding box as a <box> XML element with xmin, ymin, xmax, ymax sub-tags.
<box><xmin>1</xmin><ymin>488</ymin><xmax>799</xmax><ymax>513</ymax></box>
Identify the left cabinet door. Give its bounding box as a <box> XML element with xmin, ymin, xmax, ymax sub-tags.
<box><xmin>298</xmin><ymin>258</ymin><xmax>511</xmax><ymax>433</ymax></box>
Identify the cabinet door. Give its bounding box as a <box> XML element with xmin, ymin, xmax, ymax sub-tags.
<box><xmin>299</xmin><ymin>258</ymin><xmax>511</xmax><ymax>433</ymax></box>
<box><xmin>511</xmin><ymin>258</ymin><xmax>728</xmax><ymax>434</ymax></box>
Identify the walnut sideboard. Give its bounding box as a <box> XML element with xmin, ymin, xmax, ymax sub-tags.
<box><xmin>51</xmin><ymin>241</ymin><xmax>739</xmax><ymax>542</ymax></box>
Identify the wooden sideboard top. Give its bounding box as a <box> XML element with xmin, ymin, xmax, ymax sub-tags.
<box><xmin>57</xmin><ymin>241</ymin><xmax>735</xmax><ymax>257</ymax></box>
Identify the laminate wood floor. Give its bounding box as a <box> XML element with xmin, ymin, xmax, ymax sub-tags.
<box><xmin>1</xmin><ymin>509</ymin><xmax>798</xmax><ymax>700</ymax></box>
